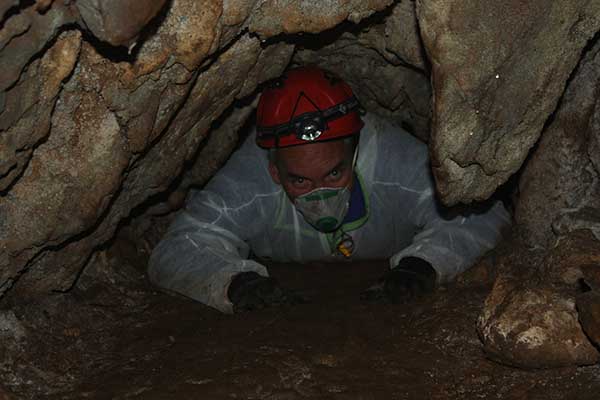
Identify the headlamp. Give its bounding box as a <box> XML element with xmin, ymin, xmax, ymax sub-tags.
<box><xmin>294</xmin><ymin>114</ymin><xmax>326</xmax><ymax>141</ymax></box>
<box><xmin>256</xmin><ymin>95</ymin><xmax>361</xmax><ymax>146</ymax></box>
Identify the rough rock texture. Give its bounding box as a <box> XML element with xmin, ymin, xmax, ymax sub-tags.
<box><xmin>247</xmin><ymin>0</ymin><xmax>393</xmax><ymax>38</ymax></box>
<box><xmin>0</xmin><ymin>2</ymin><xmax>77</xmax><ymax>93</ymax></box>
<box><xmin>575</xmin><ymin>264</ymin><xmax>600</xmax><ymax>347</ymax></box>
<box><xmin>496</xmin><ymin>30</ymin><xmax>600</xmax><ymax>366</ymax></box>
<box><xmin>515</xmin><ymin>38</ymin><xmax>600</xmax><ymax>248</ymax></box>
<box><xmin>128</xmin><ymin>98</ymin><xmax>262</xmax><ymax>254</ymax></box>
<box><xmin>577</xmin><ymin>290</ymin><xmax>600</xmax><ymax>347</ymax></box>
<box><xmin>294</xmin><ymin>1</ymin><xmax>431</xmax><ymax>141</ymax></box>
<box><xmin>366</xmin><ymin>0</ymin><xmax>427</xmax><ymax>70</ymax></box>
<box><xmin>3</xmin><ymin>0</ymin><xmax>600</xmax><ymax>377</ymax></box>
<box><xmin>76</xmin><ymin>0</ymin><xmax>169</xmax><ymax>47</ymax></box>
<box><xmin>478</xmin><ymin>230</ymin><xmax>600</xmax><ymax>368</ymax></box>
<box><xmin>417</xmin><ymin>0</ymin><xmax>600</xmax><ymax>205</ymax></box>
<box><xmin>0</xmin><ymin>0</ymin><xmax>391</xmax><ymax>304</ymax></box>
<box><xmin>0</xmin><ymin>29</ymin><xmax>82</xmax><ymax>192</ymax></box>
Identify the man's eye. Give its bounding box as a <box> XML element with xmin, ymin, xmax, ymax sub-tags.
<box><xmin>294</xmin><ymin>177</ymin><xmax>305</xmax><ymax>184</ymax></box>
<box><xmin>330</xmin><ymin>169</ymin><xmax>339</xmax><ymax>177</ymax></box>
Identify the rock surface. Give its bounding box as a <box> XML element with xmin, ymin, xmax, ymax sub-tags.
<box><xmin>294</xmin><ymin>1</ymin><xmax>431</xmax><ymax>141</ymax></box>
<box><xmin>0</xmin><ymin>0</ymin><xmax>391</xmax><ymax>303</ymax></box>
<box><xmin>0</xmin><ymin>29</ymin><xmax>82</xmax><ymax>191</ymax></box>
<box><xmin>577</xmin><ymin>290</ymin><xmax>600</xmax><ymax>347</ymax></box>
<box><xmin>478</xmin><ymin>230</ymin><xmax>600</xmax><ymax>368</ymax></box>
<box><xmin>417</xmin><ymin>0</ymin><xmax>600</xmax><ymax>205</ymax></box>
<box><xmin>2</xmin><ymin>0</ymin><xmax>600</xmax><ymax>376</ymax></box>
<box><xmin>247</xmin><ymin>0</ymin><xmax>393</xmax><ymax>38</ymax></box>
<box><xmin>76</xmin><ymin>0</ymin><xmax>169</xmax><ymax>47</ymax></box>
<box><xmin>516</xmin><ymin>38</ymin><xmax>600</xmax><ymax>248</ymax></box>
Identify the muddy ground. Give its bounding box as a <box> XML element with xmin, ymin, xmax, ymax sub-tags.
<box><xmin>3</xmin><ymin>243</ymin><xmax>600</xmax><ymax>400</ymax></box>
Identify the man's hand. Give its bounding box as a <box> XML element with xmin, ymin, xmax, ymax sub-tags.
<box><xmin>361</xmin><ymin>257</ymin><xmax>437</xmax><ymax>303</ymax></box>
<box><xmin>228</xmin><ymin>271</ymin><xmax>301</xmax><ymax>313</ymax></box>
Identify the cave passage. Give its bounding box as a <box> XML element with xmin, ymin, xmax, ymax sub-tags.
<box><xmin>3</xmin><ymin>0</ymin><xmax>600</xmax><ymax>399</ymax></box>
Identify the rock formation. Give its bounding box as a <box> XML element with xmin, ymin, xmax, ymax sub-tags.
<box><xmin>418</xmin><ymin>0</ymin><xmax>600</xmax><ymax>205</ymax></box>
<box><xmin>0</xmin><ymin>0</ymin><xmax>391</xmax><ymax>302</ymax></box>
<box><xmin>2</xmin><ymin>0</ymin><xmax>600</xmax><ymax>390</ymax></box>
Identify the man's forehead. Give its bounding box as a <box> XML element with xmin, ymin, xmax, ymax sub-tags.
<box><xmin>276</xmin><ymin>140</ymin><xmax>350</xmax><ymax>172</ymax></box>
<box><xmin>278</xmin><ymin>140</ymin><xmax>347</xmax><ymax>159</ymax></box>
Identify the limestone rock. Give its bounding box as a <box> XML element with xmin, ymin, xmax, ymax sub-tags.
<box><xmin>295</xmin><ymin>29</ymin><xmax>431</xmax><ymax>141</ymax></box>
<box><xmin>581</xmin><ymin>264</ymin><xmax>600</xmax><ymax>290</ymax></box>
<box><xmin>515</xmin><ymin>38</ymin><xmax>600</xmax><ymax>248</ymax></box>
<box><xmin>5</xmin><ymin>34</ymin><xmax>294</xmax><ymax>300</ymax></box>
<box><xmin>541</xmin><ymin>230</ymin><xmax>600</xmax><ymax>288</ymax></box>
<box><xmin>0</xmin><ymin>29</ymin><xmax>82</xmax><ymax>191</ymax></box>
<box><xmin>417</xmin><ymin>0</ymin><xmax>600</xmax><ymax>205</ymax></box>
<box><xmin>0</xmin><ymin>3</ymin><xmax>76</xmax><ymax>92</ymax></box>
<box><xmin>294</xmin><ymin>1</ymin><xmax>430</xmax><ymax>141</ymax></box>
<box><xmin>0</xmin><ymin>0</ymin><xmax>308</xmax><ymax>300</ymax></box>
<box><xmin>575</xmin><ymin>258</ymin><xmax>600</xmax><ymax>348</ymax></box>
<box><xmin>0</xmin><ymin>70</ymin><xmax>129</xmax><ymax>267</ymax></box>
<box><xmin>0</xmin><ymin>0</ymin><xmax>391</xmax><ymax>306</ymax></box>
<box><xmin>248</xmin><ymin>0</ymin><xmax>393</xmax><ymax>38</ymax></box>
<box><xmin>5</xmin><ymin>0</ymin><xmax>600</xmax><ymax>380</ymax></box>
<box><xmin>0</xmin><ymin>1</ymin><xmax>19</xmax><ymax>20</ymax></box>
<box><xmin>552</xmin><ymin>207</ymin><xmax>600</xmax><ymax>244</ymax></box>
<box><xmin>478</xmin><ymin>230</ymin><xmax>600</xmax><ymax>368</ymax></box>
<box><xmin>577</xmin><ymin>290</ymin><xmax>600</xmax><ymax>347</ymax></box>
<box><xmin>0</xmin><ymin>311</ymin><xmax>26</xmax><ymax>342</ymax></box>
<box><xmin>75</xmin><ymin>0</ymin><xmax>168</xmax><ymax>47</ymax></box>
<box><xmin>359</xmin><ymin>0</ymin><xmax>426</xmax><ymax>69</ymax></box>
<box><xmin>478</xmin><ymin>284</ymin><xmax>599</xmax><ymax>368</ymax></box>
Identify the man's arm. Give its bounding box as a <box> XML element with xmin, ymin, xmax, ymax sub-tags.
<box><xmin>362</xmin><ymin>115</ymin><xmax>510</xmax><ymax>301</ymax></box>
<box><xmin>147</xmin><ymin>136</ymin><xmax>280</xmax><ymax>313</ymax></box>
<box><xmin>364</xmin><ymin>164</ymin><xmax>509</xmax><ymax>303</ymax></box>
<box><xmin>390</xmin><ymin>178</ymin><xmax>510</xmax><ymax>285</ymax></box>
<box><xmin>148</xmin><ymin>210</ymin><xmax>269</xmax><ymax>313</ymax></box>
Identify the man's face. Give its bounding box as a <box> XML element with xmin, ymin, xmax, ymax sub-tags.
<box><xmin>268</xmin><ymin>139</ymin><xmax>355</xmax><ymax>202</ymax></box>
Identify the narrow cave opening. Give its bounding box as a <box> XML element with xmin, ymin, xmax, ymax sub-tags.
<box><xmin>2</xmin><ymin>1</ymin><xmax>600</xmax><ymax>399</ymax></box>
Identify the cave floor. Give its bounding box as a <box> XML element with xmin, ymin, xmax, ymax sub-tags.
<box><xmin>15</xmin><ymin>259</ymin><xmax>600</xmax><ymax>400</ymax></box>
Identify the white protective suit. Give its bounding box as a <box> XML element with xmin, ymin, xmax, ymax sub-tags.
<box><xmin>148</xmin><ymin>113</ymin><xmax>510</xmax><ymax>313</ymax></box>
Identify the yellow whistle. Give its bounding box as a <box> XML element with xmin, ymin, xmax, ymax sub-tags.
<box><xmin>338</xmin><ymin>243</ymin><xmax>352</xmax><ymax>258</ymax></box>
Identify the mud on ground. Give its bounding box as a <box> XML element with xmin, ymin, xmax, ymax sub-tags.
<box><xmin>2</xmin><ymin>242</ymin><xmax>600</xmax><ymax>400</ymax></box>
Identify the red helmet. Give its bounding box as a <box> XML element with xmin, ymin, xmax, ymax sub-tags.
<box><xmin>256</xmin><ymin>66</ymin><xmax>364</xmax><ymax>148</ymax></box>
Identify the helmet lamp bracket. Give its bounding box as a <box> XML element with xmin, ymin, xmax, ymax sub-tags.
<box><xmin>289</xmin><ymin>91</ymin><xmax>326</xmax><ymax>142</ymax></box>
<box><xmin>257</xmin><ymin>94</ymin><xmax>361</xmax><ymax>146</ymax></box>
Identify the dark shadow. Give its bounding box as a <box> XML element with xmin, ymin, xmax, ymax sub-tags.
<box><xmin>0</xmin><ymin>0</ymin><xmax>35</xmax><ymax>31</ymax></box>
<box><xmin>257</xmin><ymin>3</ymin><xmax>395</xmax><ymax>50</ymax></box>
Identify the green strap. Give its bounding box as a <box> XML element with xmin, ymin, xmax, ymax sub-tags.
<box><xmin>326</xmin><ymin>171</ymin><xmax>370</xmax><ymax>253</ymax></box>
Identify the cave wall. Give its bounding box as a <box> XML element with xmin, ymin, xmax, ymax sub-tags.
<box><xmin>0</xmin><ymin>0</ymin><xmax>392</xmax><ymax>302</ymax></box>
<box><xmin>418</xmin><ymin>0</ymin><xmax>600</xmax><ymax>205</ymax></box>
<box><xmin>516</xmin><ymin>38</ymin><xmax>600</xmax><ymax>248</ymax></box>
<box><xmin>475</xmin><ymin>34</ymin><xmax>600</xmax><ymax>369</ymax></box>
<box><xmin>1</xmin><ymin>0</ymin><xmax>600</xmax><ymax>327</ymax></box>
<box><xmin>293</xmin><ymin>1</ymin><xmax>431</xmax><ymax>142</ymax></box>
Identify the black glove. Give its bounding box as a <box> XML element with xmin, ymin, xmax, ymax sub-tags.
<box><xmin>361</xmin><ymin>257</ymin><xmax>437</xmax><ymax>303</ymax></box>
<box><xmin>228</xmin><ymin>271</ymin><xmax>298</xmax><ymax>313</ymax></box>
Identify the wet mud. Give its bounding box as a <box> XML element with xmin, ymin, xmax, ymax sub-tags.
<box><xmin>6</xmin><ymin>255</ymin><xmax>600</xmax><ymax>400</ymax></box>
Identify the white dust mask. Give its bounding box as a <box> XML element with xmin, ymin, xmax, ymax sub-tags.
<box><xmin>293</xmin><ymin>145</ymin><xmax>359</xmax><ymax>232</ymax></box>
<box><xmin>294</xmin><ymin>186</ymin><xmax>351</xmax><ymax>232</ymax></box>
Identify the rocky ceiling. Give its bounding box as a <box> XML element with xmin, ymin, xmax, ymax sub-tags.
<box><xmin>2</xmin><ymin>0</ymin><xmax>600</xmax><ymax>373</ymax></box>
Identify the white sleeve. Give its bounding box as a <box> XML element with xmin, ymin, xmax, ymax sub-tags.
<box><xmin>148</xmin><ymin>136</ymin><xmax>276</xmax><ymax>313</ymax></box>
<box><xmin>387</xmin><ymin>145</ymin><xmax>510</xmax><ymax>282</ymax></box>
<box><xmin>365</xmin><ymin>114</ymin><xmax>510</xmax><ymax>283</ymax></box>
